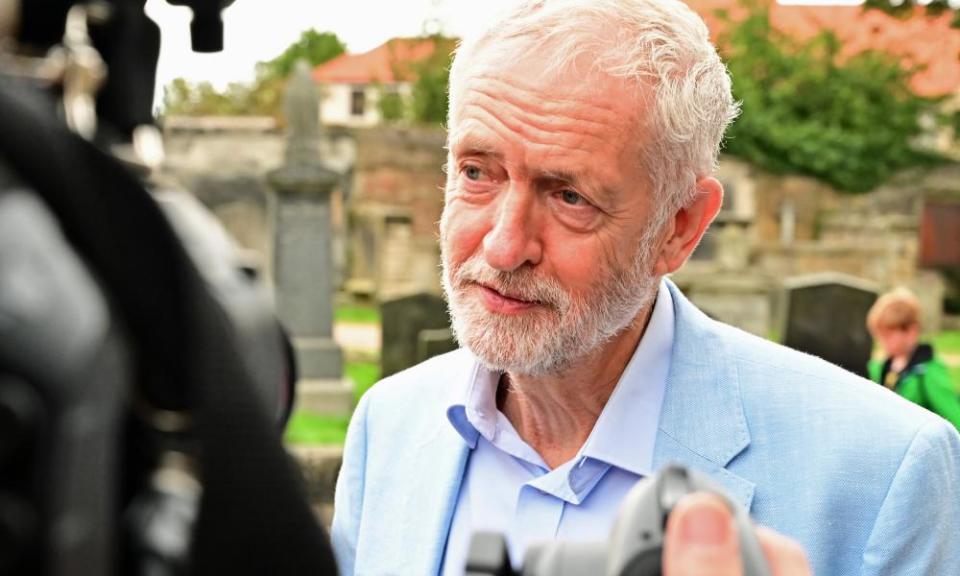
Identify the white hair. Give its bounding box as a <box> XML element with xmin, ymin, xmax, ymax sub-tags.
<box><xmin>447</xmin><ymin>0</ymin><xmax>740</xmax><ymax>221</ymax></box>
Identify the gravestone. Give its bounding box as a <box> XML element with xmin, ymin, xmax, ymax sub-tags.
<box><xmin>268</xmin><ymin>60</ymin><xmax>352</xmax><ymax>415</ymax></box>
<box><xmin>417</xmin><ymin>328</ymin><xmax>459</xmax><ymax>364</ymax></box>
<box><xmin>780</xmin><ymin>273</ymin><xmax>879</xmax><ymax>378</ymax></box>
<box><xmin>380</xmin><ymin>293</ymin><xmax>457</xmax><ymax>377</ymax></box>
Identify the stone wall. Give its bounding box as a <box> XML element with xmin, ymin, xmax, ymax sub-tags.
<box><xmin>751</xmin><ymin>171</ymin><xmax>846</xmax><ymax>246</ymax></box>
<box><xmin>680</xmin><ymin>157</ymin><xmax>958</xmax><ymax>335</ymax></box>
<box><xmin>162</xmin><ymin>119</ymin><xmax>448</xmax><ymax>301</ymax></box>
<box><xmin>161</xmin><ymin>116</ymin><xmax>284</xmax><ymax>274</ymax></box>
<box><xmin>346</xmin><ymin>126</ymin><xmax>448</xmax><ymax>298</ymax></box>
<box><xmin>161</xmin><ymin>116</ymin><xmax>356</xmax><ymax>284</ymax></box>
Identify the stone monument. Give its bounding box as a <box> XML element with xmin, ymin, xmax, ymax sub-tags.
<box><xmin>780</xmin><ymin>272</ymin><xmax>879</xmax><ymax>378</ymax></box>
<box><xmin>673</xmin><ymin>219</ymin><xmax>773</xmax><ymax>337</ymax></box>
<box><xmin>379</xmin><ymin>292</ymin><xmax>456</xmax><ymax>377</ymax></box>
<box><xmin>269</xmin><ymin>60</ymin><xmax>352</xmax><ymax>415</ymax></box>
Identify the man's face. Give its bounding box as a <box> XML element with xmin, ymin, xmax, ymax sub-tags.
<box><xmin>440</xmin><ymin>56</ymin><xmax>666</xmax><ymax>376</ymax></box>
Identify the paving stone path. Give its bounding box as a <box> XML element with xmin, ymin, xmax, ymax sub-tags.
<box><xmin>333</xmin><ymin>322</ymin><xmax>380</xmax><ymax>353</ymax></box>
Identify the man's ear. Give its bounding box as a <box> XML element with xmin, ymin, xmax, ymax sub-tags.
<box><xmin>653</xmin><ymin>177</ymin><xmax>723</xmax><ymax>276</ymax></box>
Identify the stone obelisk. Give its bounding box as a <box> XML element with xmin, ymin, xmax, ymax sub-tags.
<box><xmin>268</xmin><ymin>60</ymin><xmax>351</xmax><ymax>415</ymax></box>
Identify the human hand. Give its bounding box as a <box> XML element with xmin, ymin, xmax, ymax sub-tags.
<box><xmin>663</xmin><ymin>492</ymin><xmax>812</xmax><ymax>576</ymax></box>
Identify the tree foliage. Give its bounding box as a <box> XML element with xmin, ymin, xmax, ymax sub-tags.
<box><xmin>373</xmin><ymin>35</ymin><xmax>456</xmax><ymax>126</ymax></box>
<box><xmin>376</xmin><ymin>86</ymin><xmax>406</xmax><ymax>122</ymax></box>
<box><xmin>410</xmin><ymin>35</ymin><xmax>455</xmax><ymax>124</ymax></box>
<box><xmin>161</xmin><ymin>29</ymin><xmax>345</xmax><ymax>117</ymax></box>
<box><xmin>254</xmin><ymin>30</ymin><xmax>346</xmax><ymax>81</ymax></box>
<box><xmin>162</xmin><ymin>78</ymin><xmax>270</xmax><ymax>116</ymax></box>
<box><xmin>719</xmin><ymin>6</ymin><xmax>943</xmax><ymax>193</ymax></box>
<box><xmin>863</xmin><ymin>0</ymin><xmax>960</xmax><ymax>28</ymax></box>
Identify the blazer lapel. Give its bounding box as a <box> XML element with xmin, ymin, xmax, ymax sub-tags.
<box><xmin>403</xmin><ymin>425</ymin><xmax>470</xmax><ymax>575</ymax></box>
<box><xmin>361</xmin><ymin>420</ymin><xmax>470</xmax><ymax>576</ymax></box>
<box><xmin>652</xmin><ymin>281</ymin><xmax>756</xmax><ymax>511</ymax></box>
<box><xmin>361</xmin><ymin>351</ymin><xmax>475</xmax><ymax>576</ymax></box>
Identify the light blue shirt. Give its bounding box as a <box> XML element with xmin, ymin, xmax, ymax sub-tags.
<box><xmin>441</xmin><ymin>281</ymin><xmax>674</xmax><ymax>575</ymax></box>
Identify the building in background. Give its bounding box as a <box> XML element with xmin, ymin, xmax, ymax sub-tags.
<box><xmin>312</xmin><ymin>37</ymin><xmax>445</xmax><ymax>127</ymax></box>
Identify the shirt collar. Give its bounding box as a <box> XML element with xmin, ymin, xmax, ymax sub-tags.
<box><xmin>446</xmin><ymin>362</ymin><xmax>498</xmax><ymax>449</ymax></box>
<box><xmin>446</xmin><ymin>279</ymin><xmax>674</xmax><ymax>477</ymax></box>
<box><xmin>578</xmin><ymin>279</ymin><xmax>673</xmax><ymax>476</ymax></box>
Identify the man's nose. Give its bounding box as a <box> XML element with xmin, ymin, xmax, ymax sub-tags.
<box><xmin>482</xmin><ymin>186</ymin><xmax>543</xmax><ymax>272</ymax></box>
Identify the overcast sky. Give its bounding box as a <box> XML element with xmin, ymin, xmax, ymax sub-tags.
<box><xmin>145</xmin><ymin>0</ymin><xmax>517</xmax><ymax>95</ymax></box>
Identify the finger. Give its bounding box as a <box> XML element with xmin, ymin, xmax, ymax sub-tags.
<box><xmin>663</xmin><ymin>492</ymin><xmax>742</xmax><ymax>576</ymax></box>
<box><xmin>755</xmin><ymin>526</ymin><xmax>812</xmax><ymax>576</ymax></box>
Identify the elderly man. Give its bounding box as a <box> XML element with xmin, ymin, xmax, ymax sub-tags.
<box><xmin>331</xmin><ymin>1</ymin><xmax>960</xmax><ymax>574</ymax></box>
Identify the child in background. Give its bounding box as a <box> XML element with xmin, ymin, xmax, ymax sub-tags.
<box><xmin>867</xmin><ymin>287</ymin><xmax>960</xmax><ymax>431</ymax></box>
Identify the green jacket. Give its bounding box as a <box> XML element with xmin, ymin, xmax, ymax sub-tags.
<box><xmin>869</xmin><ymin>344</ymin><xmax>960</xmax><ymax>432</ymax></box>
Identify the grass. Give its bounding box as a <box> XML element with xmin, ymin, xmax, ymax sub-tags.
<box><xmin>284</xmin><ymin>411</ymin><xmax>350</xmax><ymax>445</ymax></box>
<box><xmin>929</xmin><ymin>331</ymin><xmax>960</xmax><ymax>389</ymax></box>
<box><xmin>334</xmin><ymin>304</ymin><xmax>381</xmax><ymax>325</ymax></box>
<box><xmin>346</xmin><ymin>360</ymin><xmax>381</xmax><ymax>403</ymax></box>
<box><xmin>933</xmin><ymin>331</ymin><xmax>960</xmax><ymax>355</ymax></box>
<box><xmin>284</xmin><ymin>359</ymin><xmax>381</xmax><ymax>446</ymax></box>
<box><xmin>284</xmin><ymin>300</ymin><xmax>382</xmax><ymax>445</ymax></box>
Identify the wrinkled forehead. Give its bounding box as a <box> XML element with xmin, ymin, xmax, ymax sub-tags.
<box><xmin>447</xmin><ymin>44</ymin><xmax>649</xmax><ymax>143</ymax></box>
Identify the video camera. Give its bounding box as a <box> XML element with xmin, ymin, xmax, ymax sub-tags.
<box><xmin>465</xmin><ymin>466</ymin><xmax>772</xmax><ymax>576</ymax></box>
<box><xmin>5</xmin><ymin>0</ymin><xmax>214</xmax><ymax>148</ymax></box>
<box><xmin>0</xmin><ymin>2</ymin><xmax>338</xmax><ymax>575</ymax></box>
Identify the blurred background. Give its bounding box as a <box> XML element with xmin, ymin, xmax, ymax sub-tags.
<box><xmin>143</xmin><ymin>0</ymin><xmax>960</xmax><ymax>516</ymax></box>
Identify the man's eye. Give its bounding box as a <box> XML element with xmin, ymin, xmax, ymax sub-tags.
<box><xmin>560</xmin><ymin>189</ymin><xmax>585</xmax><ymax>205</ymax></box>
<box><xmin>463</xmin><ymin>165</ymin><xmax>484</xmax><ymax>181</ymax></box>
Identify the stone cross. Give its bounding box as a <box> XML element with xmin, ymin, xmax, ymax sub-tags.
<box><xmin>284</xmin><ymin>60</ymin><xmax>321</xmax><ymax>167</ymax></box>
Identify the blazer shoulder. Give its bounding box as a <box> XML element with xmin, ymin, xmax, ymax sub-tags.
<box><xmin>360</xmin><ymin>347</ymin><xmax>475</xmax><ymax>415</ymax></box>
<box><xmin>713</xmin><ymin>321</ymin><xmax>943</xmax><ymax>442</ymax></box>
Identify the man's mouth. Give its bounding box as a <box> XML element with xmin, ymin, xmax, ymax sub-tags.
<box><xmin>474</xmin><ymin>283</ymin><xmax>541</xmax><ymax>314</ymax></box>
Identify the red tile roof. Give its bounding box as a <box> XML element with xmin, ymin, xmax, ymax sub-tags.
<box><xmin>320</xmin><ymin>7</ymin><xmax>960</xmax><ymax>96</ymax></box>
<box><xmin>313</xmin><ymin>37</ymin><xmax>444</xmax><ymax>85</ymax></box>
<box><xmin>687</xmin><ymin>0</ymin><xmax>960</xmax><ymax>97</ymax></box>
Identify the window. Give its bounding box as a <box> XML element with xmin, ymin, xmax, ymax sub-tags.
<box><xmin>350</xmin><ymin>85</ymin><xmax>366</xmax><ymax>117</ymax></box>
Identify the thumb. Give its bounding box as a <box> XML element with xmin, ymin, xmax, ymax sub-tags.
<box><xmin>663</xmin><ymin>492</ymin><xmax>742</xmax><ymax>576</ymax></box>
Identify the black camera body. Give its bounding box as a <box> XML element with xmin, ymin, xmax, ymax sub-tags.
<box><xmin>0</xmin><ymin>162</ymin><xmax>130</xmax><ymax>576</ymax></box>
<box><xmin>0</xmin><ymin>2</ymin><xmax>337</xmax><ymax>574</ymax></box>
<box><xmin>0</xmin><ymin>76</ymin><xmax>310</xmax><ymax>575</ymax></box>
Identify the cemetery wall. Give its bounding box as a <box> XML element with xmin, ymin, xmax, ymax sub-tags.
<box><xmin>162</xmin><ymin>116</ymin><xmax>354</xmax><ymax>284</ymax></box>
<box><xmin>161</xmin><ymin>117</ymin><xmax>283</xmax><ymax>274</ymax></box>
<box><xmin>162</xmin><ymin>120</ymin><xmax>447</xmax><ymax>300</ymax></box>
<box><xmin>352</xmin><ymin>126</ymin><xmax>447</xmax><ymax>239</ymax></box>
<box><xmin>750</xmin><ymin>171</ymin><xmax>844</xmax><ymax>245</ymax></box>
<box><xmin>681</xmin><ymin>159</ymin><xmax>958</xmax><ymax>335</ymax></box>
<box><xmin>347</xmin><ymin>127</ymin><xmax>447</xmax><ymax>298</ymax></box>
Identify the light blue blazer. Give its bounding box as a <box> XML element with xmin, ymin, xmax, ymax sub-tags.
<box><xmin>332</xmin><ymin>281</ymin><xmax>960</xmax><ymax>576</ymax></box>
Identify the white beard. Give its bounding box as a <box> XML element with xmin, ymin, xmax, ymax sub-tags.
<box><xmin>440</xmin><ymin>220</ymin><xmax>662</xmax><ymax>377</ymax></box>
